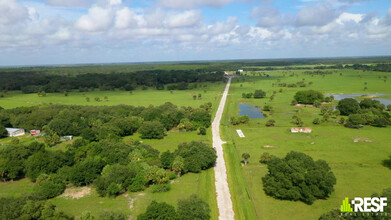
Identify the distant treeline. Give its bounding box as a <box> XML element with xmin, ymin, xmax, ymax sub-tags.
<box><xmin>346</xmin><ymin>63</ymin><xmax>391</xmax><ymax>72</ymax></box>
<box><xmin>0</xmin><ymin>70</ymin><xmax>225</xmax><ymax>93</ymax></box>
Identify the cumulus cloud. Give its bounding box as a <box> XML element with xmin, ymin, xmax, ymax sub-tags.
<box><xmin>294</xmin><ymin>3</ymin><xmax>342</xmax><ymax>27</ymax></box>
<box><xmin>45</xmin><ymin>0</ymin><xmax>94</xmax><ymax>7</ymax></box>
<box><xmin>157</xmin><ymin>0</ymin><xmax>234</xmax><ymax>9</ymax></box>
<box><xmin>0</xmin><ymin>0</ymin><xmax>29</xmax><ymax>25</ymax></box>
<box><xmin>75</xmin><ymin>6</ymin><xmax>114</xmax><ymax>32</ymax></box>
<box><xmin>250</xmin><ymin>6</ymin><xmax>285</xmax><ymax>27</ymax></box>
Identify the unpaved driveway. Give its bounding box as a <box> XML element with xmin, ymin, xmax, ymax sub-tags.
<box><xmin>213</xmin><ymin>77</ymin><xmax>235</xmax><ymax>220</ymax></box>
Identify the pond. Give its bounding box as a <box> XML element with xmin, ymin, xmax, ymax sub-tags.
<box><xmin>326</xmin><ymin>94</ymin><xmax>391</xmax><ymax>106</ymax></box>
<box><xmin>238</xmin><ymin>104</ymin><xmax>265</xmax><ymax>119</ymax></box>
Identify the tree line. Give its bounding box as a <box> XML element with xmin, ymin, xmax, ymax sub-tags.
<box><xmin>0</xmin><ymin>70</ymin><xmax>225</xmax><ymax>93</ymax></box>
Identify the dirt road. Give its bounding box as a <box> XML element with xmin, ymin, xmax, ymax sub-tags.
<box><xmin>213</xmin><ymin>76</ymin><xmax>235</xmax><ymax>220</ymax></box>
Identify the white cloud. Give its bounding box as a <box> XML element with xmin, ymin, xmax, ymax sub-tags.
<box><xmin>157</xmin><ymin>0</ymin><xmax>234</xmax><ymax>9</ymax></box>
<box><xmin>45</xmin><ymin>0</ymin><xmax>94</xmax><ymax>7</ymax></box>
<box><xmin>294</xmin><ymin>2</ymin><xmax>342</xmax><ymax>27</ymax></box>
<box><xmin>0</xmin><ymin>0</ymin><xmax>29</xmax><ymax>25</ymax></box>
<box><xmin>164</xmin><ymin>10</ymin><xmax>202</xmax><ymax>28</ymax></box>
<box><xmin>336</xmin><ymin>12</ymin><xmax>363</xmax><ymax>24</ymax></box>
<box><xmin>75</xmin><ymin>6</ymin><xmax>114</xmax><ymax>32</ymax></box>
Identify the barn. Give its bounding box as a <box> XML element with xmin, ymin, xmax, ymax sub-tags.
<box><xmin>6</xmin><ymin>128</ymin><xmax>26</xmax><ymax>137</ymax></box>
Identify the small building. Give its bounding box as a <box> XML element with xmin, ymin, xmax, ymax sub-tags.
<box><xmin>30</xmin><ymin>130</ymin><xmax>41</xmax><ymax>136</ymax></box>
<box><xmin>291</xmin><ymin>127</ymin><xmax>312</xmax><ymax>133</ymax></box>
<box><xmin>238</xmin><ymin>69</ymin><xmax>244</xmax><ymax>73</ymax></box>
<box><xmin>60</xmin><ymin>136</ymin><xmax>73</xmax><ymax>141</ymax></box>
<box><xmin>6</xmin><ymin>128</ymin><xmax>25</xmax><ymax>137</ymax></box>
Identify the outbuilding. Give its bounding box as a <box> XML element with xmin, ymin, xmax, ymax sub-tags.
<box><xmin>6</xmin><ymin>128</ymin><xmax>26</xmax><ymax>137</ymax></box>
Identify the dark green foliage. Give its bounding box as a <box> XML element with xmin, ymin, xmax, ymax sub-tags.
<box><xmin>138</xmin><ymin>121</ymin><xmax>166</xmax><ymax>139</ymax></box>
<box><xmin>35</xmin><ymin>174</ymin><xmax>66</xmax><ymax>199</ymax></box>
<box><xmin>137</xmin><ymin>201</ymin><xmax>178</xmax><ymax>220</ymax></box>
<box><xmin>110</xmin><ymin>117</ymin><xmax>142</xmax><ymax>136</ymax></box>
<box><xmin>383</xmin><ymin>155</ymin><xmax>391</xmax><ymax>169</ymax></box>
<box><xmin>253</xmin><ymin>89</ymin><xmax>266</xmax><ymax>98</ymax></box>
<box><xmin>345</xmin><ymin>114</ymin><xmax>366</xmax><ymax>128</ymax></box>
<box><xmin>0</xmin><ymin>124</ymin><xmax>7</xmax><ymax>137</ymax></box>
<box><xmin>175</xmin><ymin>142</ymin><xmax>217</xmax><ymax>173</ymax></box>
<box><xmin>189</xmin><ymin>108</ymin><xmax>211</xmax><ymax>128</ymax></box>
<box><xmin>94</xmin><ymin>164</ymin><xmax>134</xmax><ymax>197</ymax></box>
<box><xmin>360</xmin><ymin>98</ymin><xmax>385</xmax><ymax>110</ymax></box>
<box><xmin>0</xmin><ymin>197</ymin><xmax>73</xmax><ymax>220</ymax></box>
<box><xmin>294</xmin><ymin>90</ymin><xmax>324</xmax><ymax>104</ymax></box>
<box><xmin>151</xmin><ymin>184</ymin><xmax>171</xmax><ymax>193</ymax></box>
<box><xmin>67</xmin><ymin>157</ymin><xmax>106</xmax><ymax>186</ymax></box>
<box><xmin>128</xmin><ymin>173</ymin><xmax>148</xmax><ymax>192</ymax></box>
<box><xmin>160</xmin><ymin>151</ymin><xmax>175</xmax><ymax>169</ymax></box>
<box><xmin>313</xmin><ymin>118</ymin><xmax>321</xmax><ymax>125</ymax></box>
<box><xmin>26</xmin><ymin>150</ymin><xmax>73</xmax><ymax>181</ymax></box>
<box><xmin>198</xmin><ymin>127</ymin><xmax>207</xmax><ymax>135</ymax></box>
<box><xmin>177</xmin><ymin>195</ymin><xmax>211</xmax><ymax>220</ymax></box>
<box><xmin>98</xmin><ymin>211</ymin><xmax>127</xmax><ymax>220</ymax></box>
<box><xmin>259</xmin><ymin>152</ymin><xmax>273</xmax><ymax>164</ymax></box>
<box><xmin>337</xmin><ymin>98</ymin><xmax>360</xmax><ymax>116</ymax></box>
<box><xmin>0</xmin><ymin>142</ymin><xmax>45</xmax><ymax>181</ymax></box>
<box><xmin>262</xmin><ymin>151</ymin><xmax>336</xmax><ymax>204</ymax></box>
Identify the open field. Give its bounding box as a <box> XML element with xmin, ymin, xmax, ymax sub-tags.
<box><xmin>0</xmin><ymin>82</ymin><xmax>225</xmax><ymax>109</ymax></box>
<box><xmin>222</xmin><ymin>68</ymin><xmax>391</xmax><ymax>219</ymax></box>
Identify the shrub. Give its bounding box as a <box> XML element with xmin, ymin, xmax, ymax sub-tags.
<box><xmin>337</xmin><ymin>98</ymin><xmax>360</xmax><ymax>116</ymax></box>
<box><xmin>294</xmin><ymin>90</ymin><xmax>324</xmax><ymax>104</ymax></box>
<box><xmin>177</xmin><ymin>195</ymin><xmax>211</xmax><ymax>220</ymax></box>
<box><xmin>259</xmin><ymin>152</ymin><xmax>272</xmax><ymax>164</ymax></box>
<box><xmin>262</xmin><ymin>151</ymin><xmax>336</xmax><ymax>204</ymax></box>
<box><xmin>138</xmin><ymin>121</ymin><xmax>166</xmax><ymax>139</ymax></box>
<box><xmin>175</xmin><ymin>142</ymin><xmax>216</xmax><ymax>173</ymax></box>
<box><xmin>345</xmin><ymin>114</ymin><xmax>366</xmax><ymax>128</ymax></box>
<box><xmin>312</xmin><ymin>118</ymin><xmax>321</xmax><ymax>125</ymax></box>
<box><xmin>265</xmin><ymin>119</ymin><xmax>275</xmax><ymax>127</ymax></box>
<box><xmin>137</xmin><ymin>201</ymin><xmax>178</xmax><ymax>220</ymax></box>
<box><xmin>151</xmin><ymin>184</ymin><xmax>171</xmax><ymax>193</ymax></box>
<box><xmin>253</xmin><ymin>90</ymin><xmax>266</xmax><ymax>98</ymax></box>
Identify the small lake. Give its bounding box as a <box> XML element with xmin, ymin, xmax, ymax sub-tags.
<box><xmin>238</xmin><ymin>104</ymin><xmax>265</xmax><ymax>119</ymax></box>
<box><xmin>326</xmin><ymin>94</ymin><xmax>391</xmax><ymax>106</ymax></box>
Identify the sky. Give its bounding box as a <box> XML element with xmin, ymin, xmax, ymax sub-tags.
<box><xmin>1</xmin><ymin>0</ymin><xmax>391</xmax><ymax>66</ymax></box>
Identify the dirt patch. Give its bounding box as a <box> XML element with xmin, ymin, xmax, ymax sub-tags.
<box><xmin>353</xmin><ymin>137</ymin><xmax>372</xmax><ymax>143</ymax></box>
<box><xmin>59</xmin><ymin>186</ymin><xmax>91</xmax><ymax>199</ymax></box>
<box><xmin>262</xmin><ymin>145</ymin><xmax>278</xmax><ymax>149</ymax></box>
<box><xmin>295</xmin><ymin>104</ymin><xmax>314</xmax><ymax>107</ymax></box>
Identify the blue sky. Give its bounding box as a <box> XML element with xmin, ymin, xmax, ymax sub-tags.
<box><xmin>1</xmin><ymin>0</ymin><xmax>391</xmax><ymax>66</ymax></box>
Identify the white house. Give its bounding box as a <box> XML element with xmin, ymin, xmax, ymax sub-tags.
<box><xmin>6</xmin><ymin>128</ymin><xmax>26</xmax><ymax>137</ymax></box>
<box><xmin>238</xmin><ymin>69</ymin><xmax>244</xmax><ymax>73</ymax></box>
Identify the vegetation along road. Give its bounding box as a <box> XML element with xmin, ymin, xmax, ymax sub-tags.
<box><xmin>213</xmin><ymin>76</ymin><xmax>235</xmax><ymax>220</ymax></box>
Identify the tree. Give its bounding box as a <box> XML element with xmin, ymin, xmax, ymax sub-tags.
<box><xmin>35</xmin><ymin>174</ymin><xmax>66</xmax><ymax>199</ymax></box>
<box><xmin>0</xmin><ymin>125</ymin><xmax>7</xmax><ymax>137</ymax></box>
<box><xmin>265</xmin><ymin>119</ymin><xmax>275</xmax><ymax>127</ymax></box>
<box><xmin>175</xmin><ymin>142</ymin><xmax>217</xmax><ymax>173</ymax></box>
<box><xmin>177</xmin><ymin>195</ymin><xmax>211</xmax><ymax>220</ymax></box>
<box><xmin>345</xmin><ymin>114</ymin><xmax>366</xmax><ymax>128</ymax></box>
<box><xmin>253</xmin><ymin>90</ymin><xmax>266</xmax><ymax>99</ymax></box>
<box><xmin>242</xmin><ymin>153</ymin><xmax>250</xmax><ymax>165</ymax></box>
<box><xmin>262</xmin><ymin>151</ymin><xmax>336</xmax><ymax>204</ymax></box>
<box><xmin>312</xmin><ymin>118</ymin><xmax>321</xmax><ymax>125</ymax></box>
<box><xmin>172</xmin><ymin>156</ymin><xmax>184</xmax><ymax>177</ymax></box>
<box><xmin>197</xmin><ymin>127</ymin><xmax>206</xmax><ymax>135</ymax></box>
<box><xmin>137</xmin><ymin>201</ymin><xmax>178</xmax><ymax>220</ymax></box>
<box><xmin>138</xmin><ymin>121</ymin><xmax>166</xmax><ymax>139</ymax></box>
<box><xmin>160</xmin><ymin>151</ymin><xmax>175</xmax><ymax>169</ymax></box>
<box><xmin>259</xmin><ymin>152</ymin><xmax>272</xmax><ymax>164</ymax></box>
<box><xmin>294</xmin><ymin>90</ymin><xmax>324</xmax><ymax>104</ymax></box>
<box><xmin>337</xmin><ymin>98</ymin><xmax>360</xmax><ymax>116</ymax></box>
<box><xmin>387</xmin><ymin>104</ymin><xmax>391</xmax><ymax>111</ymax></box>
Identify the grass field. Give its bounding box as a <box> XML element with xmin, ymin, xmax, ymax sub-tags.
<box><xmin>0</xmin><ymin>82</ymin><xmax>225</xmax><ymax>109</ymax></box>
<box><xmin>222</xmin><ymin>69</ymin><xmax>391</xmax><ymax>219</ymax></box>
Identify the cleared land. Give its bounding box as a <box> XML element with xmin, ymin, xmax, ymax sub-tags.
<box><xmin>223</xmin><ymin>69</ymin><xmax>391</xmax><ymax>219</ymax></box>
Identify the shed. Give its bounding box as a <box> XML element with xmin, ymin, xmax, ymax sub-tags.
<box><xmin>30</xmin><ymin>130</ymin><xmax>41</xmax><ymax>136</ymax></box>
<box><xmin>6</xmin><ymin>128</ymin><xmax>26</xmax><ymax>137</ymax></box>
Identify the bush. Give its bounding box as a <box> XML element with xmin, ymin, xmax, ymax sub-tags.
<box><xmin>262</xmin><ymin>151</ymin><xmax>336</xmax><ymax>204</ymax></box>
<box><xmin>177</xmin><ymin>195</ymin><xmax>211</xmax><ymax>220</ymax></box>
<box><xmin>99</xmin><ymin>211</ymin><xmax>127</xmax><ymax>220</ymax></box>
<box><xmin>312</xmin><ymin>118</ymin><xmax>321</xmax><ymax>125</ymax></box>
<box><xmin>259</xmin><ymin>152</ymin><xmax>272</xmax><ymax>164</ymax></box>
<box><xmin>265</xmin><ymin>119</ymin><xmax>275</xmax><ymax>127</ymax></box>
<box><xmin>175</xmin><ymin>142</ymin><xmax>217</xmax><ymax>173</ymax></box>
<box><xmin>294</xmin><ymin>90</ymin><xmax>324</xmax><ymax>104</ymax></box>
<box><xmin>0</xmin><ymin>125</ymin><xmax>7</xmax><ymax>137</ymax></box>
<box><xmin>138</xmin><ymin>121</ymin><xmax>166</xmax><ymax>139</ymax></box>
<box><xmin>263</xmin><ymin>105</ymin><xmax>271</xmax><ymax>111</ymax></box>
<box><xmin>151</xmin><ymin>184</ymin><xmax>171</xmax><ymax>193</ymax></box>
<box><xmin>345</xmin><ymin>114</ymin><xmax>366</xmax><ymax>128</ymax></box>
<box><xmin>34</xmin><ymin>174</ymin><xmax>66</xmax><ymax>199</ymax></box>
<box><xmin>137</xmin><ymin>201</ymin><xmax>178</xmax><ymax>220</ymax></box>
<box><xmin>337</xmin><ymin>98</ymin><xmax>360</xmax><ymax>116</ymax></box>
<box><xmin>230</xmin><ymin>115</ymin><xmax>249</xmax><ymax>125</ymax></box>
<box><xmin>197</xmin><ymin>127</ymin><xmax>207</xmax><ymax>135</ymax></box>
<box><xmin>253</xmin><ymin>90</ymin><xmax>266</xmax><ymax>98</ymax></box>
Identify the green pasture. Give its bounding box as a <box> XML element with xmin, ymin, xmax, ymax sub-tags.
<box><xmin>0</xmin><ymin>82</ymin><xmax>225</xmax><ymax>109</ymax></box>
<box><xmin>222</xmin><ymin>68</ymin><xmax>391</xmax><ymax>219</ymax></box>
